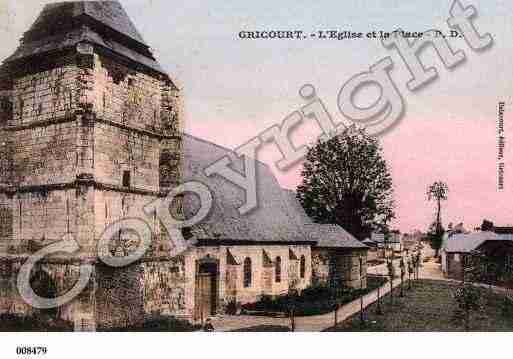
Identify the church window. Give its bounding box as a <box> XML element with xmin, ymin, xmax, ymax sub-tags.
<box><xmin>300</xmin><ymin>255</ymin><xmax>306</xmax><ymax>279</ymax></box>
<box><xmin>275</xmin><ymin>256</ymin><xmax>281</xmax><ymax>283</ymax></box>
<box><xmin>243</xmin><ymin>257</ymin><xmax>252</xmax><ymax>288</ymax></box>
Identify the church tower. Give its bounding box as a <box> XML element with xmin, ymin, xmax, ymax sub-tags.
<box><xmin>0</xmin><ymin>1</ymin><xmax>183</xmax><ymax>330</ymax></box>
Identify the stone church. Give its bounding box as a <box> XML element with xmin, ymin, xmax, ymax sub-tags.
<box><xmin>0</xmin><ymin>1</ymin><xmax>367</xmax><ymax>330</ymax></box>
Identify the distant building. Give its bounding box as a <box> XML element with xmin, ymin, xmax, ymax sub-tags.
<box><xmin>493</xmin><ymin>226</ymin><xmax>513</xmax><ymax>235</ymax></box>
<box><xmin>362</xmin><ymin>238</ymin><xmax>378</xmax><ymax>261</ymax></box>
<box><xmin>402</xmin><ymin>230</ymin><xmax>426</xmax><ymax>251</ymax></box>
<box><xmin>440</xmin><ymin>232</ymin><xmax>513</xmax><ymax>280</ymax></box>
<box><xmin>372</xmin><ymin>232</ymin><xmax>401</xmax><ymax>252</ymax></box>
<box><xmin>477</xmin><ymin>219</ymin><xmax>513</xmax><ymax>234</ymax></box>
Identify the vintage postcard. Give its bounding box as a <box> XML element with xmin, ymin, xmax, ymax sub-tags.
<box><xmin>0</xmin><ymin>0</ymin><xmax>511</xmax><ymax>357</ymax></box>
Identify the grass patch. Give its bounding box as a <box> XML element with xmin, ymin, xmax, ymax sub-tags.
<box><xmin>230</xmin><ymin>325</ymin><xmax>291</xmax><ymax>332</ymax></box>
<box><xmin>0</xmin><ymin>314</ymin><xmax>73</xmax><ymax>332</ymax></box>
<box><xmin>99</xmin><ymin>316</ymin><xmax>201</xmax><ymax>332</ymax></box>
<box><xmin>242</xmin><ymin>275</ymin><xmax>387</xmax><ymax>317</ymax></box>
<box><xmin>327</xmin><ymin>279</ymin><xmax>513</xmax><ymax>332</ymax></box>
<box><xmin>1</xmin><ymin>314</ymin><xmax>200</xmax><ymax>332</ymax></box>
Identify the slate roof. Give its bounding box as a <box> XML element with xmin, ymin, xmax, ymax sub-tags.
<box><xmin>4</xmin><ymin>1</ymin><xmax>166</xmax><ymax>75</ymax></box>
<box><xmin>181</xmin><ymin>134</ymin><xmax>366</xmax><ymax>249</ymax></box>
<box><xmin>280</xmin><ymin>189</ymin><xmax>367</xmax><ymax>249</ymax></box>
<box><xmin>304</xmin><ymin>224</ymin><xmax>367</xmax><ymax>249</ymax></box>
<box><xmin>181</xmin><ymin>135</ymin><xmax>309</xmax><ymax>244</ymax></box>
<box><xmin>27</xmin><ymin>1</ymin><xmax>145</xmax><ymax>44</ymax></box>
<box><xmin>362</xmin><ymin>238</ymin><xmax>377</xmax><ymax>246</ymax></box>
<box><xmin>442</xmin><ymin>231</ymin><xmax>513</xmax><ymax>253</ymax></box>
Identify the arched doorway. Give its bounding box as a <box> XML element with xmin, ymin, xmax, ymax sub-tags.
<box><xmin>194</xmin><ymin>258</ymin><xmax>219</xmax><ymax>323</ymax></box>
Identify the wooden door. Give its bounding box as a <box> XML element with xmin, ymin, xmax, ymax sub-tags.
<box><xmin>195</xmin><ymin>272</ymin><xmax>216</xmax><ymax>323</ymax></box>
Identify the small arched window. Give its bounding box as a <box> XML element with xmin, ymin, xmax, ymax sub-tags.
<box><xmin>275</xmin><ymin>256</ymin><xmax>282</xmax><ymax>283</ymax></box>
<box><xmin>243</xmin><ymin>257</ymin><xmax>252</xmax><ymax>288</ymax></box>
<box><xmin>300</xmin><ymin>255</ymin><xmax>306</xmax><ymax>279</ymax></box>
<box><xmin>122</xmin><ymin>170</ymin><xmax>131</xmax><ymax>187</ymax></box>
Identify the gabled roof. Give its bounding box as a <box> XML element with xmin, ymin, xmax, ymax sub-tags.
<box><xmin>442</xmin><ymin>231</ymin><xmax>513</xmax><ymax>253</ymax></box>
<box><xmin>181</xmin><ymin>135</ymin><xmax>309</xmax><ymax>244</ymax></box>
<box><xmin>181</xmin><ymin>134</ymin><xmax>366</xmax><ymax>250</ymax></box>
<box><xmin>304</xmin><ymin>224</ymin><xmax>368</xmax><ymax>249</ymax></box>
<box><xmin>281</xmin><ymin>189</ymin><xmax>367</xmax><ymax>249</ymax></box>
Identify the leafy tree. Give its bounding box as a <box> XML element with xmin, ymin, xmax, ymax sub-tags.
<box><xmin>480</xmin><ymin>219</ymin><xmax>494</xmax><ymax>232</ymax></box>
<box><xmin>297</xmin><ymin>129</ymin><xmax>395</xmax><ymax>240</ymax></box>
<box><xmin>427</xmin><ymin>181</ymin><xmax>448</xmax><ymax>228</ymax></box>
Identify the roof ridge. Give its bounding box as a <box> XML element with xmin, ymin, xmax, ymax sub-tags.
<box><xmin>82</xmin><ymin>1</ymin><xmax>146</xmax><ymax>44</ymax></box>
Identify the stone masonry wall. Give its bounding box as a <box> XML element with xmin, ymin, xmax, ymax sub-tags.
<box><xmin>0</xmin><ymin>259</ymin><xmax>96</xmax><ymax>329</ymax></box>
<box><xmin>95</xmin><ymin>263</ymin><xmax>144</xmax><ymax>329</ymax></box>
<box><xmin>95</xmin><ymin>258</ymin><xmax>188</xmax><ymax>329</ymax></box>
<box><xmin>177</xmin><ymin>245</ymin><xmax>312</xmax><ymax>320</ymax></box>
<box><xmin>10</xmin><ymin>190</ymin><xmax>77</xmax><ymax>252</ymax></box>
<box><xmin>7</xmin><ymin>185</ymin><xmax>95</xmax><ymax>254</ymax></box>
<box><xmin>142</xmin><ymin>257</ymin><xmax>187</xmax><ymax>318</ymax></box>
<box><xmin>0</xmin><ymin>34</ymin><xmax>183</xmax><ymax>329</ymax></box>
<box><xmin>92</xmin><ymin>55</ymin><xmax>162</xmax><ymax>131</ymax></box>
<box><xmin>312</xmin><ymin>249</ymin><xmax>367</xmax><ymax>289</ymax></box>
<box><xmin>94</xmin><ymin>123</ymin><xmax>160</xmax><ymax>191</ymax></box>
<box><xmin>0</xmin><ymin>194</ymin><xmax>12</xmax><ymax>251</ymax></box>
<box><xmin>9</xmin><ymin>60</ymin><xmax>80</xmax><ymax>127</ymax></box>
<box><xmin>10</xmin><ymin>122</ymin><xmax>78</xmax><ymax>187</ymax></box>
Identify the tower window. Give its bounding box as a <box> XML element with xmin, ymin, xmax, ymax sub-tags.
<box><xmin>122</xmin><ymin>171</ymin><xmax>131</xmax><ymax>187</ymax></box>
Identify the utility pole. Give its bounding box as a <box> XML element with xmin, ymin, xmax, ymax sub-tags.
<box><xmin>400</xmin><ymin>257</ymin><xmax>405</xmax><ymax>297</ymax></box>
<box><xmin>332</xmin><ymin>285</ymin><xmax>339</xmax><ymax>327</ymax></box>
<box><xmin>334</xmin><ymin>303</ymin><xmax>339</xmax><ymax>327</ymax></box>
<box><xmin>408</xmin><ymin>259</ymin><xmax>412</xmax><ymax>290</ymax></box>
<box><xmin>290</xmin><ymin>307</ymin><xmax>295</xmax><ymax>332</ymax></box>
<box><xmin>376</xmin><ymin>278</ymin><xmax>383</xmax><ymax>315</ymax></box>
<box><xmin>359</xmin><ymin>255</ymin><xmax>365</xmax><ymax>325</ymax></box>
<box><xmin>416</xmin><ymin>252</ymin><xmax>421</xmax><ymax>280</ymax></box>
<box><xmin>387</xmin><ymin>257</ymin><xmax>394</xmax><ymax>305</ymax></box>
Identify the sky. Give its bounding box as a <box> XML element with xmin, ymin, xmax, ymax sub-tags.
<box><xmin>1</xmin><ymin>0</ymin><xmax>512</xmax><ymax>233</ymax></box>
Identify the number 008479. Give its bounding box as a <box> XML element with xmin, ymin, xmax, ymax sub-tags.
<box><xmin>16</xmin><ymin>346</ymin><xmax>48</xmax><ymax>355</ymax></box>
